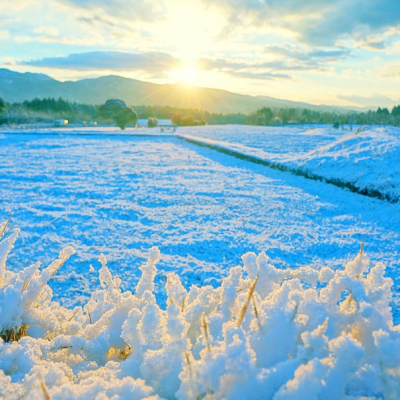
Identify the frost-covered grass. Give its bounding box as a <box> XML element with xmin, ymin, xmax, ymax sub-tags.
<box><xmin>1</xmin><ymin>223</ymin><xmax>400</xmax><ymax>399</ymax></box>
<box><xmin>181</xmin><ymin>125</ymin><xmax>400</xmax><ymax>201</ymax></box>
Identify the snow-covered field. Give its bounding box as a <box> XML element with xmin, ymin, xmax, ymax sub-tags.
<box><xmin>1</xmin><ymin>126</ymin><xmax>400</xmax><ymax>399</ymax></box>
<box><xmin>1</xmin><ymin>131</ymin><xmax>399</xmax><ymax>306</ymax></box>
<box><xmin>181</xmin><ymin>125</ymin><xmax>400</xmax><ymax>201</ymax></box>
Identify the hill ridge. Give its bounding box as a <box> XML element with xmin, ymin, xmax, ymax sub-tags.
<box><xmin>0</xmin><ymin>68</ymin><xmax>361</xmax><ymax>114</ymax></box>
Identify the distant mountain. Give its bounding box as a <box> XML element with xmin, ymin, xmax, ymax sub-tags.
<box><xmin>0</xmin><ymin>68</ymin><xmax>360</xmax><ymax>114</ymax></box>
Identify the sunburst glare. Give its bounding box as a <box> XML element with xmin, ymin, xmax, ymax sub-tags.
<box><xmin>169</xmin><ymin>61</ymin><xmax>200</xmax><ymax>85</ymax></box>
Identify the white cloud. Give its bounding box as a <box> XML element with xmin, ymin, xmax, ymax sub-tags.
<box><xmin>0</xmin><ymin>0</ymin><xmax>38</xmax><ymax>12</ymax></box>
<box><xmin>380</xmin><ymin>63</ymin><xmax>400</xmax><ymax>79</ymax></box>
<box><xmin>33</xmin><ymin>27</ymin><xmax>60</xmax><ymax>37</ymax></box>
<box><xmin>57</xmin><ymin>0</ymin><xmax>167</xmax><ymax>22</ymax></box>
<box><xmin>198</xmin><ymin>56</ymin><xmax>323</xmax><ymax>80</ymax></box>
<box><xmin>20</xmin><ymin>51</ymin><xmax>180</xmax><ymax>78</ymax></box>
<box><xmin>355</xmin><ymin>36</ymin><xmax>387</xmax><ymax>51</ymax></box>
<box><xmin>16</xmin><ymin>49</ymin><xmax>348</xmax><ymax>83</ymax></box>
<box><xmin>202</xmin><ymin>0</ymin><xmax>400</xmax><ymax>47</ymax></box>
<box><xmin>13</xmin><ymin>35</ymin><xmax>99</xmax><ymax>46</ymax></box>
<box><xmin>0</xmin><ymin>30</ymin><xmax>10</xmax><ymax>41</ymax></box>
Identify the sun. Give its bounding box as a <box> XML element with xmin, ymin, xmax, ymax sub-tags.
<box><xmin>180</xmin><ymin>66</ymin><xmax>198</xmax><ymax>84</ymax></box>
<box><xmin>169</xmin><ymin>62</ymin><xmax>200</xmax><ymax>86</ymax></box>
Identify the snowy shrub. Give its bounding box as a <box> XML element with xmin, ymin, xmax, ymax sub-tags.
<box><xmin>1</xmin><ymin>220</ymin><xmax>400</xmax><ymax>399</ymax></box>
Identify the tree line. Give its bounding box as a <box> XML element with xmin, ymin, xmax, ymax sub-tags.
<box><xmin>247</xmin><ymin>106</ymin><xmax>400</xmax><ymax>127</ymax></box>
<box><xmin>1</xmin><ymin>96</ymin><xmax>400</xmax><ymax>128</ymax></box>
<box><xmin>0</xmin><ymin>97</ymin><xmax>98</xmax><ymax>125</ymax></box>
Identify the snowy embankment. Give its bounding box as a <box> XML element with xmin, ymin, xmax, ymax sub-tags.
<box><xmin>1</xmin><ymin>222</ymin><xmax>400</xmax><ymax>399</ymax></box>
<box><xmin>179</xmin><ymin>126</ymin><xmax>400</xmax><ymax>202</ymax></box>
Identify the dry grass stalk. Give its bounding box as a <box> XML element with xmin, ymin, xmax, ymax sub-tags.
<box><xmin>1</xmin><ymin>324</ymin><xmax>28</xmax><ymax>342</ymax></box>
<box><xmin>39</xmin><ymin>379</ymin><xmax>51</xmax><ymax>400</ymax></box>
<box><xmin>251</xmin><ymin>295</ymin><xmax>262</xmax><ymax>331</ymax></box>
<box><xmin>181</xmin><ymin>299</ymin><xmax>185</xmax><ymax>313</ymax></box>
<box><xmin>237</xmin><ymin>274</ymin><xmax>259</xmax><ymax>328</ymax></box>
<box><xmin>67</xmin><ymin>308</ymin><xmax>79</xmax><ymax>322</ymax></box>
<box><xmin>185</xmin><ymin>351</ymin><xmax>192</xmax><ymax>372</ymax></box>
<box><xmin>236</xmin><ymin>285</ymin><xmax>249</xmax><ymax>294</ymax></box>
<box><xmin>23</xmin><ymin>277</ymin><xmax>32</xmax><ymax>292</ymax></box>
<box><xmin>359</xmin><ymin>238</ymin><xmax>365</xmax><ymax>255</ymax></box>
<box><xmin>86</xmin><ymin>307</ymin><xmax>92</xmax><ymax>324</ymax></box>
<box><xmin>202</xmin><ymin>313</ymin><xmax>211</xmax><ymax>353</ymax></box>
<box><xmin>0</xmin><ymin>212</ymin><xmax>13</xmax><ymax>241</ymax></box>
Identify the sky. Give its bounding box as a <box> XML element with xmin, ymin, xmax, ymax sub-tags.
<box><xmin>1</xmin><ymin>0</ymin><xmax>400</xmax><ymax>107</ymax></box>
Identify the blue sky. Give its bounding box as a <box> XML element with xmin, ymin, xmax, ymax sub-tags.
<box><xmin>1</xmin><ymin>0</ymin><xmax>400</xmax><ymax>107</ymax></box>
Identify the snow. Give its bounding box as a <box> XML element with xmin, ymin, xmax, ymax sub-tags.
<box><xmin>0</xmin><ymin>131</ymin><xmax>400</xmax><ymax>312</ymax></box>
<box><xmin>0</xmin><ymin>126</ymin><xmax>400</xmax><ymax>398</ymax></box>
<box><xmin>1</xmin><ymin>227</ymin><xmax>400</xmax><ymax>399</ymax></box>
<box><xmin>180</xmin><ymin>125</ymin><xmax>400</xmax><ymax>201</ymax></box>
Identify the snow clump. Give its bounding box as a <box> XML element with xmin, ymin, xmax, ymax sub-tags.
<box><xmin>0</xmin><ymin>222</ymin><xmax>399</xmax><ymax>399</ymax></box>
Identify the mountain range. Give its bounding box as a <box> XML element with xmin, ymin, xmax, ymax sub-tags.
<box><xmin>0</xmin><ymin>68</ymin><xmax>360</xmax><ymax>114</ymax></box>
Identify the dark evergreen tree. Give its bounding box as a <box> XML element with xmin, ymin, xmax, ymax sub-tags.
<box><xmin>392</xmin><ymin>105</ymin><xmax>400</xmax><ymax>116</ymax></box>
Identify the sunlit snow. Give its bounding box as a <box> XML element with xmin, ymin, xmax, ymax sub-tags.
<box><xmin>0</xmin><ymin>125</ymin><xmax>399</xmax><ymax>399</ymax></box>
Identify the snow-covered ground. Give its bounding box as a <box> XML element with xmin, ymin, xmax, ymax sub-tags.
<box><xmin>180</xmin><ymin>125</ymin><xmax>400</xmax><ymax>201</ymax></box>
<box><xmin>1</xmin><ymin>131</ymin><xmax>399</xmax><ymax>309</ymax></box>
<box><xmin>1</xmin><ymin>127</ymin><xmax>400</xmax><ymax>399</ymax></box>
